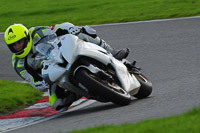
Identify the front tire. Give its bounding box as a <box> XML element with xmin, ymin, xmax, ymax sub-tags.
<box><xmin>133</xmin><ymin>74</ymin><xmax>153</xmax><ymax>99</ymax></box>
<box><xmin>75</xmin><ymin>68</ymin><xmax>131</xmax><ymax>106</ymax></box>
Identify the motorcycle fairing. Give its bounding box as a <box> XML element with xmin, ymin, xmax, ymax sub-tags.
<box><xmin>60</xmin><ymin>35</ymin><xmax>140</xmax><ymax>94</ymax></box>
<box><xmin>60</xmin><ymin>35</ymin><xmax>110</xmax><ymax>69</ymax></box>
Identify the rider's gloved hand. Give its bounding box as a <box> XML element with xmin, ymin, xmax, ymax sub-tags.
<box><xmin>68</xmin><ymin>26</ymin><xmax>81</xmax><ymax>35</ymax></box>
<box><xmin>35</xmin><ymin>80</ymin><xmax>49</xmax><ymax>92</ymax></box>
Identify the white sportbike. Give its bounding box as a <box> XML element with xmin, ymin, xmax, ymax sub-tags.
<box><xmin>36</xmin><ymin>34</ymin><xmax>152</xmax><ymax>105</ymax></box>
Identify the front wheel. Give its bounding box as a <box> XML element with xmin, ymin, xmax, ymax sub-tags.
<box><xmin>75</xmin><ymin>68</ymin><xmax>131</xmax><ymax>106</ymax></box>
<box><xmin>133</xmin><ymin>73</ymin><xmax>153</xmax><ymax>99</ymax></box>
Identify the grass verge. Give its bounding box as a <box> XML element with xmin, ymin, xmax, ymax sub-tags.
<box><xmin>0</xmin><ymin>80</ymin><xmax>43</xmax><ymax>116</ymax></box>
<box><xmin>68</xmin><ymin>107</ymin><xmax>200</xmax><ymax>133</ymax></box>
<box><xmin>0</xmin><ymin>0</ymin><xmax>200</xmax><ymax>31</ymax></box>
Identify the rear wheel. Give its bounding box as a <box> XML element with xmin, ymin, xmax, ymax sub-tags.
<box><xmin>75</xmin><ymin>68</ymin><xmax>131</xmax><ymax>106</ymax></box>
<box><xmin>133</xmin><ymin>74</ymin><xmax>153</xmax><ymax>99</ymax></box>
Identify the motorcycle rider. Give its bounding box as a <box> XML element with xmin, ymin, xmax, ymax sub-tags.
<box><xmin>4</xmin><ymin>23</ymin><xmax>129</xmax><ymax>112</ymax></box>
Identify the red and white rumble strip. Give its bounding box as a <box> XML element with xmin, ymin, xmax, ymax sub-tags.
<box><xmin>0</xmin><ymin>96</ymin><xmax>88</xmax><ymax>132</ymax></box>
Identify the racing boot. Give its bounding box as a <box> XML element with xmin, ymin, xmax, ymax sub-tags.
<box><xmin>100</xmin><ymin>40</ymin><xmax>129</xmax><ymax>60</ymax></box>
<box><xmin>49</xmin><ymin>84</ymin><xmax>81</xmax><ymax>113</ymax></box>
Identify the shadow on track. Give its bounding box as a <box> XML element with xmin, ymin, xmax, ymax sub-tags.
<box><xmin>56</xmin><ymin>97</ymin><xmax>154</xmax><ymax>120</ymax></box>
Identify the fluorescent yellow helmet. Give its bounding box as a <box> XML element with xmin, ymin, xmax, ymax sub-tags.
<box><xmin>4</xmin><ymin>24</ymin><xmax>32</xmax><ymax>58</ymax></box>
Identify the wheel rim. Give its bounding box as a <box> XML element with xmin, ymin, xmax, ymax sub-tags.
<box><xmin>108</xmin><ymin>82</ymin><xmax>129</xmax><ymax>95</ymax></box>
<box><xmin>135</xmin><ymin>74</ymin><xmax>148</xmax><ymax>83</ymax></box>
<box><xmin>89</xmin><ymin>73</ymin><xmax>129</xmax><ymax>96</ymax></box>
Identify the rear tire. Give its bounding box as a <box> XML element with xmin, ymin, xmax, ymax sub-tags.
<box><xmin>75</xmin><ymin>68</ymin><xmax>131</xmax><ymax>106</ymax></box>
<box><xmin>133</xmin><ymin>74</ymin><xmax>153</xmax><ymax>99</ymax></box>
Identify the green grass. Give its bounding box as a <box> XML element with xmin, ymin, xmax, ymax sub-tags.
<box><xmin>68</xmin><ymin>107</ymin><xmax>200</xmax><ymax>133</ymax></box>
<box><xmin>0</xmin><ymin>80</ymin><xmax>43</xmax><ymax>115</ymax></box>
<box><xmin>1</xmin><ymin>0</ymin><xmax>200</xmax><ymax>31</ymax></box>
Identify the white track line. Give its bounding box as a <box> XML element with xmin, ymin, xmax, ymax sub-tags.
<box><xmin>91</xmin><ymin>16</ymin><xmax>200</xmax><ymax>27</ymax></box>
<box><xmin>1</xmin><ymin>16</ymin><xmax>200</xmax><ymax>35</ymax></box>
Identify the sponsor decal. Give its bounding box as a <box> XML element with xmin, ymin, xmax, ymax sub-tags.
<box><xmin>8</xmin><ymin>35</ymin><xmax>16</xmax><ymax>40</ymax></box>
<box><xmin>61</xmin><ymin>36</ymin><xmax>66</xmax><ymax>40</ymax></box>
<box><xmin>8</xmin><ymin>28</ymin><xmax>13</xmax><ymax>35</ymax></box>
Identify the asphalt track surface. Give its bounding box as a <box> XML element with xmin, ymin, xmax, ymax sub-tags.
<box><xmin>1</xmin><ymin>17</ymin><xmax>200</xmax><ymax>133</ymax></box>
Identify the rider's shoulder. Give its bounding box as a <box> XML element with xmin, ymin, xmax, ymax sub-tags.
<box><xmin>29</xmin><ymin>26</ymin><xmax>51</xmax><ymax>35</ymax></box>
<box><xmin>12</xmin><ymin>54</ymin><xmax>25</xmax><ymax>62</ymax></box>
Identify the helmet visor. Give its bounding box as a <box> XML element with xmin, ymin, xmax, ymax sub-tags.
<box><xmin>8</xmin><ymin>38</ymin><xmax>28</xmax><ymax>54</ymax></box>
